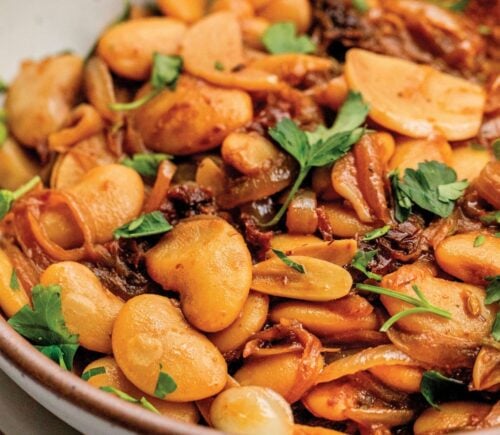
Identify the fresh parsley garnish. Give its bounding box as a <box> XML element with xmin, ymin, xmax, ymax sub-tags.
<box><xmin>0</xmin><ymin>176</ymin><xmax>41</xmax><ymax>220</ymax></box>
<box><xmin>121</xmin><ymin>153</ymin><xmax>172</xmax><ymax>178</ymax></box>
<box><xmin>478</xmin><ymin>25</ymin><xmax>492</xmax><ymax>36</ymax></box>
<box><xmin>428</xmin><ymin>0</ymin><xmax>469</xmax><ymax>12</ymax></box>
<box><xmin>100</xmin><ymin>386</ymin><xmax>160</xmax><ymax>414</ymax></box>
<box><xmin>390</xmin><ymin>161</ymin><xmax>468</xmax><ymax>222</ymax></box>
<box><xmin>362</xmin><ymin>225</ymin><xmax>391</xmax><ymax>241</ymax></box>
<box><xmin>420</xmin><ymin>370</ymin><xmax>464</xmax><ymax>409</ymax></box>
<box><xmin>9</xmin><ymin>270</ymin><xmax>19</xmax><ymax>291</ymax></box>
<box><xmin>8</xmin><ymin>285</ymin><xmax>79</xmax><ymax>370</ymax></box>
<box><xmin>473</xmin><ymin>234</ymin><xmax>486</xmax><ymax>247</ymax></box>
<box><xmin>0</xmin><ymin>108</ymin><xmax>7</xmax><ymax>146</ymax></box>
<box><xmin>81</xmin><ymin>366</ymin><xmax>106</xmax><ymax>381</ymax></box>
<box><xmin>272</xmin><ymin>249</ymin><xmax>305</xmax><ymax>273</ymax></box>
<box><xmin>154</xmin><ymin>366</ymin><xmax>177</xmax><ymax>399</ymax></box>
<box><xmin>351</xmin><ymin>250</ymin><xmax>382</xmax><ymax>281</ymax></box>
<box><xmin>0</xmin><ymin>79</ymin><xmax>7</xmax><ymax>93</ymax></box>
<box><xmin>262</xmin><ymin>91</ymin><xmax>368</xmax><ymax>227</ymax></box>
<box><xmin>214</xmin><ymin>61</ymin><xmax>225</xmax><ymax>71</ymax></box>
<box><xmin>485</xmin><ymin>276</ymin><xmax>500</xmax><ymax>305</ymax></box>
<box><xmin>110</xmin><ymin>53</ymin><xmax>183</xmax><ymax>111</ymax></box>
<box><xmin>262</xmin><ymin>22</ymin><xmax>316</xmax><ymax>54</ymax></box>
<box><xmin>492</xmin><ymin>313</ymin><xmax>500</xmax><ymax>341</ymax></box>
<box><xmin>113</xmin><ymin>211</ymin><xmax>172</xmax><ymax>239</ymax></box>
<box><xmin>352</xmin><ymin>0</ymin><xmax>369</xmax><ymax>13</ymax></box>
<box><xmin>481</xmin><ymin>211</ymin><xmax>500</xmax><ymax>225</ymax></box>
<box><xmin>356</xmin><ymin>283</ymin><xmax>452</xmax><ymax>332</ymax></box>
<box><xmin>493</xmin><ymin>139</ymin><xmax>500</xmax><ymax>160</ymax></box>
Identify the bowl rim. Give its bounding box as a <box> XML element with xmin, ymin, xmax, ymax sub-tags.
<box><xmin>0</xmin><ymin>313</ymin><xmax>217</xmax><ymax>435</ymax></box>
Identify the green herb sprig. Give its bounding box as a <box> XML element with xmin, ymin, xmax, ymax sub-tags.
<box><xmin>0</xmin><ymin>175</ymin><xmax>41</xmax><ymax>220</ymax></box>
<box><xmin>362</xmin><ymin>225</ymin><xmax>391</xmax><ymax>241</ymax></box>
<box><xmin>8</xmin><ymin>285</ymin><xmax>79</xmax><ymax>370</ymax></box>
<box><xmin>261</xmin><ymin>91</ymin><xmax>369</xmax><ymax>227</ymax></box>
<box><xmin>481</xmin><ymin>210</ymin><xmax>500</xmax><ymax>225</ymax></box>
<box><xmin>110</xmin><ymin>53</ymin><xmax>182</xmax><ymax>112</ymax></box>
<box><xmin>113</xmin><ymin>211</ymin><xmax>172</xmax><ymax>239</ymax></box>
<box><xmin>82</xmin><ymin>366</ymin><xmax>106</xmax><ymax>381</ymax></box>
<box><xmin>9</xmin><ymin>270</ymin><xmax>19</xmax><ymax>291</ymax></box>
<box><xmin>352</xmin><ymin>0</ymin><xmax>369</xmax><ymax>13</ymax></box>
<box><xmin>351</xmin><ymin>250</ymin><xmax>382</xmax><ymax>281</ymax></box>
<box><xmin>154</xmin><ymin>365</ymin><xmax>177</xmax><ymax>399</ymax></box>
<box><xmin>420</xmin><ymin>371</ymin><xmax>464</xmax><ymax>408</ymax></box>
<box><xmin>121</xmin><ymin>153</ymin><xmax>172</xmax><ymax>178</ymax></box>
<box><xmin>272</xmin><ymin>249</ymin><xmax>305</xmax><ymax>273</ymax></box>
<box><xmin>100</xmin><ymin>386</ymin><xmax>160</xmax><ymax>414</ymax></box>
<box><xmin>262</xmin><ymin>22</ymin><xmax>316</xmax><ymax>54</ymax></box>
<box><xmin>356</xmin><ymin>283</ymin><xmax>452</xmax><ymax>331</ymax></box>
<box><xmin>484</xmin><ymin>276</ymin><xmax>500</xmax><ymax>340</ymax></box>
<box><xmin>493</xmin><ymin>139</ymin><xmax>500</xmax><ymax>160</ymax></box>
<box><xmin>473</xmin><ymin>235</ymin><xmax>486</xmax><ymax>247</ymax></box>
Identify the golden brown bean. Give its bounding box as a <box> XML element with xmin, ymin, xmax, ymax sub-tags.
<box><xmin>195</xmin><ymin>157</ymin><xmax>226</xmax><ymax>196</ymax></box>
<box><xmin>210</xmin><ymin>0</ymin><xmax>254</xmax><ymax>18</ymax></box>
<box><xmin>435</xmin><ymin>233</ymin><xmax>500</xmax><ymax>285</ymax></box>
<box><xmin>132</xmin><ymin>76</ymin><xmax>253</xmax><ymax>155</ymax></box>
<box><xmin>241</xmin><ymin>17</ymin><xmax>270</xmax><ymax>49</ymax></box>
<box><xmin>258</xmin><ymin>0</ymin><xmax>311</xmax><ymax>33</ymax></box>
<box><xmin>251</xmin><ymin>256</ymin><xmax>352</xmax><ymax>301</ymax></box>
<box><xmin>156</xmin><ymin>0</ymin><xmax>206</xmax><ymax>23</ymax></box>
<box><xmin>210</xmin><ymin>386</ymin><xmax>294</xmax><ymax>435</ymax></box>
<box><xmin>476</xmin><ymin>161</ymin><xmax>500</xmax><ymax>209</ymax></box>
<box><xmin>320</xmin><ymin>202</ymin><xmax>375</xmax><ymax>238</ymax></box>
<box><xmin>311</xmin><ymin>166</ymin><xmax>338</xmax><ymax>201</ymax></box>
<box><xmin>6</xmin><ymin>54</ymin><xmax>83</xmax><ymax>149</ymax></box>
<box><xmin>286</xmin><ymin>190</ymin><xmax>318</xmax><ymax>235</ymax></box>
<box><xmin>0</xmin><ymin>249</ymin><xmax>30</xmax><ymax>318</ymax></box>
<box><xmin>84</xmin><ymin>357</ymin><xmax>199</xmax><ymax>422</ymax></box>
<box><xmin>369</xmin><ymin>365</ymin><xmax>423</xmax><ymax>394</ymax></box>
<box><xmin>112</xmin><ymin>294</ymin><xmax>227</xmax><ymax>401</ymax></box>
<box><xmin>146</xmin><ymin>216</ymin><xmax>252</xmax><ymax>332</ymax></box>
<box><xmin>40</xmin><ymin>262</ymin><xmax>123</xmax><ymax>353</ymax></box>
<box><xmin>451</xmin><ymin>145</ymin><xmax>491</xmax><ymax>182</ymax></box>
<box><xmin>97</xmin><ymin>18</ymin><xmax>186</xmax><ymax>80</ymax></box>
<box><xmin>209</xmin><ymin>292</ymin><xmax>269</xmax><ymax>354</ymax></box>
<box><xmin>0</xmin><ymin>138</ymin><xmax>42</xmax><ymax>190</ymax></box>
<box><xmin>311</xmin><ymin>76</ymin><xmax>348</xmax><ymax>111</ymax></box>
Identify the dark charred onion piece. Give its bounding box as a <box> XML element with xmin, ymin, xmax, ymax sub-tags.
<box><xmin>166</xmin><ymin>182</ymin><xmax>218</xmax><ymax>222</ymax></box>
<box><xmin>353</xmin><ymin>135</ymin><xmax>391</xmax><ymax>223</ymax></box>
<box><xmin>243</xmin><ymin>320</ymin><xmax>323</xmax><ymax>403</ymax></box>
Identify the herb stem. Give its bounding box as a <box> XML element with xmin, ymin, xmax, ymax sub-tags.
<box><xmin>261</xmin><ymin>167</ymin><xmax>309</xmax><ymax>227</ymax></box>
<box><xmin>356</xmin><ymin>283</ymin><xmax>423</xmax><ymax>306</ymax></box>
<box><xmin>12</xmin><ymin>176</ymin><xmax>41</xmax><ymax>200</ymax></box>
<box><xmin>109</xmin><ymin>89</ymin><xmax>160</xmax><ymax>112</ymax></box>
<box><xmin>380</xmin><ymin>307</ymin><xmax>436</xmax><ymax>332</ymax></box>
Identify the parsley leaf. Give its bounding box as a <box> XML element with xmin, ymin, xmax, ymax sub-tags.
<box><xmin>493</xmin><ymin>139</ymin><xmax>500</xmax><ymax>160</ymax></box>
<box><xmin>352</xmin><ymin>0</ymin><xmax>369</xmax><ymax>13</ymax></box>
<box><xmin>428</xmin><ymin>0</ymin><xmax>469</xmax><ymax>12</ymax></box>
<box><xmin>9</xmin><ymin>270</ymin><xmax>19</xmax><ymax>291</ymax></box>
<box><xmin>100</xmin><ymin>386</ymin><xmax>160</xmax><ymax>414</ymax></box>
<box><xmin>214</xmin><ymin>61</ymin><xmax>225</xmax><ymax>71</ymax></box>
<box><xmin>272</xmin><ymin>249</ymin><xmax>305</xmax><ymax>273</ymax></box>
<box><xmin>390</xmin><ymin>161</ymin><xmax>468</xmax><ymax>221</ymax></box>
<box><xmin>473</xmin><ymin>235</ymin><xmax>486</xmax><ymax>247</ymax></box>
<box><xmin>0</xmin><ymin>108</ymin><xmax>7</xmax><ymax>146</ymax></box>
<box><xmin>121</xmin><ymin>153</ymin><xmax>172</xmax><ymax>178</ymax></box>
<box><xmin>262</xmin><ymin>91</ymin><xmax>368</xmax><ymax>226</ymax></box>
<box><xmin>0</xmin><ymin>79</ymin><xmax>7</xmax><ymax>93</ymax></box>
<box><xmin>262</xmin><ymin>22</ymin><xmax>316</xmax><ymax>54</ymax></box>
<box><xmin>0</xmin><ymin>176</ymin><xmax>41</xmax><ymax>220</ymax></box>
<box><xmin>481</xmin><ymin>210</ymin><xmax>500</xmax><ymax>225</ymax></box>
<box><xmin>82</xmin><ymin>366</ymin><xmax>106</xmax><ymax>381</ymax></box>
<box><xmin>420</xmin><ymin>371</ymin><xmax>464</xmax><ymax>409</ymax></box>
<box><xmin>110</xmin><ymin>53</ymin><xmax>183</xmax><ymax>111</ymax></box>
<box><xmin>8</xmin><ymin>285</ymin><xmax>79</xmax><ymax>370</ymax></box>
<box><xmin>485</xmin><ymin>276</ymin><xmax>500</xmax><ymax>305</ymax></box>
<box><xmin>492</xmin><ymin>313</ymin><xmax>500</xmax><ymax>341</ymax></box>
<box><xmin>113</xmin><ymin>211</ymin><xmax>172</xmax><ymax>239</ymax></box>
<box><xmin>351</xmin><ymin>250</ymin><xmax>382</xmax><ymax>281</ymax></box>
<box><xmin>154</xmin><ymin>366</ymin><xmax>177</xmax><ymax>398</ymax></box>
<box><xmin>363</xmin><ymin>225</ymin><xmax>391</xmax><ymax>241</ymax></box>
<box><xmin>356</xmin><ymin>283</ymin><xmax>452</xmax><ymax>332</ymax></box>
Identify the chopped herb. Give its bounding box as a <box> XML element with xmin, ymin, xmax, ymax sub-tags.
<box><xmin>448</xmin><ymin>0</ymin><xmax>469</xmax><ymax>12</ymax></box>
<box><xmin>100</xmin><ymin>386</ymin><xmax>160</xmax><ymax>414</ymax></box>
<box><xmin>262</xmin><ymin>22</ymin><xmax>316</xmax><ymax>54</ymax></box>
<box><xmin>0</xmin><ymin>79</ymin><xmax>7</xmax><ymax>93</ymax></box>
<box><xmin>110</xmin><ymin>53</ymin><xmax>183</xmax><ymax>111</ymax></box>
<box><xmin>113</xmin><ymin>211</ymin><xmax>172</xmax><ymax>239</ymax></box>
<box><xmin>82</xmin><ymin>366</ymin><xmax>106</xmax><ymax>381</ymax></box>
<box><xmin>356</xmin><ymin>283</ymin><xmax>452</xmax><ymax>332</ymax></box>
<box><xmin>362</xmin><ymin>225</ymin><xmax>391</xmax><ymax>241</ymax></box>
<box><xmin>0</xmin><ymin>122</ymin><xmax>7</xmax><ymax>146</ymax></box>
<box><xmin>473</xmin><ymin>235</ymin><xmax>486</xmax><ymax>247</ymax></box>
<box><xmin>493</xmin><ymin>139</ymin><xmax>500</xmax><ymax>160</ymax></box>
<box><xmin>481</xmin><ymin>211</ymin><xmax>500</xmax><ymax>225</ymax></box>
<box><xmin>420</xmin><ymin>370</ymin><xmax>464</xmax><ymax>409</ymax></box>
<box><xmin>496</xmin><ymin>232</ymin><xmax>500</xmax><ymax>238</ymax></box>
<box><xmin>390</xmin><ymin>161</ymin><xmax>469</xmax><ymax>221</ymax></box>
<box><xmin>272</xmin><ymin>249</ymin><xmax>305</xmax><ymax>273</ymax></box>
<box><xmin>469</xmin><ymin>142</ymin><xmax>485</xmax><ymax>150</ymax></box>
<box><xmin>0</xmin><ymin>176</ymin><xmax>41</xmax><ymax>220</ymax></box>
<box><xmin>214</xmin><ymin>61</ymin><xmax>225</xmax><ymax>71</ymax></box>
<box><xmin>492</xmin><ymin>313</ymin><xmax>500</xmax><ymax>341</ymax></box>
<box><xmin>351</xmin><ymin>250</ymin><xmax>382</xmax><ymax>281</ymax></box>
<box><xmin>121</xmin><ymin>153</ymin><xmax>172</xmax><ymax>178</ymax></box>
<box><xmin>8</xmin><ymin>285</ymin><xmax>79</xmax><ymax>370</ymax></box>
<box><xmin>352</xmin><ymin>0</ymin><xmax>369</xmax><ymax>13</ymax></box>
<box><xmin>485</xmin><ymin>276</ymin><xmax>500</xmax><ymax>305</ymax></box>
<box><xmin>154</xmin><ymin>366</ymin><xmax>177</xmax><ymax>399</ymax></box>
<box><xmin>261</xmin><ymin>91</ymin><xmax>368</xmax><ymax>227</ymax></box>
<box><xmin>478</xmin><ymin>24</ymin><xmax>492</xmax><ymax>36</ymax></box>
<box><xmin>9</xmin><ymin>270</ymin><xmax>19</xmax><ymax>291</ymax></box>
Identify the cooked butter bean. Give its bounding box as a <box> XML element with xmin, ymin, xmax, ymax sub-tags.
<box><xmin>320</xmin><ymin>202</ymin><xmax>375</xmax><ymax>238</ymax></box>
<box><xmin>40</xmin><ymin>262</ymin><xmax>124</xmax><ymax>353</ymax></box>
<box><xmin>286</xmin><ymin>190</ymin><xmax>318</xmax><ymax>235</ymax></box>
<box><xmin>258</xmin><ymin>0</ymin><xmax>311</xmax><ymax>33</ymax></box>
<box><xmin>112</xmin><ymin>294</ymin><xmax>227</xmax><ymax>401</ymax></box>
<box><xmin>0</xmin><ymin>138</ymin><xmax>42</xmax><ymax>190</ymax></box>
<box><xmin>97</xmin><ymin>18</ymin><xmax>187</xmax><ymax>80</ymax></box>
<box><xmin>156</xmin><ymin>0</ymin><xmax>206</xmax><ymax>24</ymax></box>
<box><xmin>251</xmin><ymin>256</ymin><xmax>352</xmax><ymax>301</ymax></box>
<box><xmin>210</xmin><ymin>386</ymin><xmax>294</xmax><ymax>435</ymax></box>
<box><xmin>435</xmin><ymin>233</ymin><xmax>500</xmax><ymax>285</ymax></box>
<box><xmin>476</xmin><ymin>161</ymin><xmax>500</xmax><ymax>209</ymax></box>
<box><xmin>146</xmin><ymin>216</ymin><xmax>252</xmax><ymax>332</ymax></box>
<box><xmin>451</xmin><ymin>145</ymin><xmax>491</xmax><ymax>182</ymax></box>
<box><xmin>369</xmin><ymin>365</ymin><xmax>423</xmax><ymax>394</ymax></box>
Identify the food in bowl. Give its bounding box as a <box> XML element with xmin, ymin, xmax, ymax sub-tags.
<box><xmin>0</xmin><ymin>0</ymin><xmax>499</xmax><ymax>433</ymax></box>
